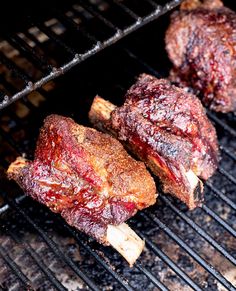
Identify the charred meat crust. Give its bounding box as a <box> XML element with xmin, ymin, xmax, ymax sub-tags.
<box><xmin>7</xmin><ymin>115</ymin><xmax>156</xmax><ymax>244</ymax></box>
<box><xmin>165</xmin><ymin>0</ymin><xmax>236</xmax><ymax>112</ymax></box>
<box><xmin>89</xmin><ymin>74</ymin><xmax>219</xmax><ymax>209</ymax></box>
<box><xmin>111</xmin><ymin>74</ymin><xmax>219</xmax><ymax>179</ymax></box>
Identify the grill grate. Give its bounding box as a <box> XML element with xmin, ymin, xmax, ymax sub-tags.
<box><xmin>0</xmin><ymin>0</ymin><xmax>182</xmax><ymax>110</ymax></box>
<box><xmin>0</xmin><ymin>0</ymin><xmax>236</xmax><ymax>290</ymax></box>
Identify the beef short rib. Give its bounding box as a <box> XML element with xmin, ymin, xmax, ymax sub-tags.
<box><xmin>89</xmin><ymin>74</ymin><xmax>219</xmax><ymax>209</ymax></box>
<box><xmin>165</xmin><ymin>0</ymin><xmax>236</xmax><ymax>113</ymax></box>
<box><xmin>8</xmin><ymin>114</ymin><xmax>157</xmax><ymax>266</ymax></box>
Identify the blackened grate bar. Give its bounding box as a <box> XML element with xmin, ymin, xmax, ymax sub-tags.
<box><xmin>4</xmin><ymin>194</ymin><xmax>174</xmax><ymax>291</ymax></box>
<box><xmin>161</xmin><ymin>196</ymin><xmax>236</xmax><ymax>266</ymax></box>
<box><xmin>0</xmin><ymin>0</ymin><xmax>182</xmax><ymax>110</ymax></box>
<box><xmin>4</xmin><ymin>228</ymin><xmax>67</xmax><ymax>291</ymax></box>
<box><xmin>5</xmin><ymin>35</ymin><xmax>52</xmax><ymax>74</ymax></box>
<box><xmin>0</xmin><ymin>51</ymin><xmax>30</xmax><ymax>84</ymax></box>
<box><xmin>218</xmin><ymin>166</ymin><xmax>236</xmax><ymax>185</ymax></box>
<box><xmin>202</xmin><ymin>205</ymin><xmax>236</xmax><ymax>238</ymax></box>
<box><xmin>206</xmin><ymin>110</ymin><xmax>236</xmax><ymax>138</ymax></box>
<box><xmin>205</xmin><ymin>182</ymin><xmax>236</xmax><ymax>213</ymax></box>
<box><xmin>5</xmin><ymin>196</ymin><xmax>100</xmax><ymax>291</ymax></box>
<box><xmin>221</xmin><ymin>146</ymin><xmax>236</xmax><ymax>162</ymax></box>
<box><xmin>0</xmin><ymin>245</ymin><xmax>32</xmax><ymax>289</ymax></box>
<box><xmin>135</xmin><ymin>262</ymin><xmax>170</xmax><ymax>291</ymax></box>
<box><xmin>143</xmin><ymin>212</ymin><xmax>236</xmax><ymax>290</ymax></box>
<box><xmin>60</xmin><ymin>220</ymin><xmax>134</xmax><ymax>291</ymax></box>
<box><xmin>134</xmin><ymin>229</ymin><xmax>202</xmax><ymax>291</ymax></box>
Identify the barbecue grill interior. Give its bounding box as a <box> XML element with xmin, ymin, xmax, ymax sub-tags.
<box><xmin>0</xmin><ymin>0</ymin><xmax>236</xmax><ymax>290</ymax></box>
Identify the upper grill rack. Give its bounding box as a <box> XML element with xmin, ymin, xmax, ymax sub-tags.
<box><xmin>0</xmin><ymin>0</ymin><xmax>182</xmax><ymax>110</ymax></box>
<box><xmin>0</xmin><ymin>0</ymin><xmax>236</xmax><ymax>290</ymax></box>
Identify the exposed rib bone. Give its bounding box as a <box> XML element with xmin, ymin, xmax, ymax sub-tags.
<box><xmin>107</xmin><ymin>223</ymin><xmax>144</xmax><ymax>267</ymax></box>
<box><xmin>89</xmin><ymin>95</ymin><xmax>115</xmax><ymax>133</ymax></box>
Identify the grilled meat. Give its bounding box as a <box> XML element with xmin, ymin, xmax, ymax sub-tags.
<box><xmin>7</xmin><ymin>114</ymin><xmax>157</xmax><ymax>266</ymax></box>
<box><xmin>89</xmin><ymin>74</ymin><xmax>219</xmax><ymax>209</ymax></box>
<box><xmin>165</xmin><ymin>0</ymin><xmax>236</xmax><ymax>113</ymax></box>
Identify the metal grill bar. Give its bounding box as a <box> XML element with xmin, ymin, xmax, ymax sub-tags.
<box><xmin>24</xmin><ymin>30</ymin><xmax>47</xmax><ymax>48</ymax></box>
<box><xmin>76</xmin><ymin>0</ymin><xmax>118</xmax><ymax>31</ymax></box>
<box><xmin>202</xmin><ymin>205</ymin><xmax>236</xmax><ymax>238</ymax></box>
<box><xmin>4</xmin><ymin>228</ymin><xmax>67</xmax><ymax>291</ymax></box>
<box><xmin>0</xmin><ymin>74</ymin><xmax>18</xmax><ymax>95</ymax></box>
<box><xmin>0</xmin><ymin>127</ymin><xmax>23</xmax><ymax>155</ymax></box>
<box><xmin>54</xmin><ymin>9</ymin><xmax>98</xmax><ymax>45</ymax></box>
<box><xmin>106</xmin><ymin>0</ymin><xmax>140</xmax><ymax>20</ymax></box>
<box><xmin>206</xmin><ymin>110</ymin><xmax>236</xmax><ymax>138</ymax></box>
<box><xmin>36</xmin><ymin>23</ymin><xmax>76</xmax><ymax>56</ymax></box>
<box><xmin>142</xmin><ymin>212</ymin><xmax>236</xmax><ymax>290</ymax></box>
<box><xmin>59</xmin><ymin>220</ymin><xmax>134</xmax><ymax>291</ymax></box>
<box><xmin>145</xmin><ymin>0</ymin><xmax>161</xmax><ymax>8</ymax></box>
<box><xmin>0</xmin><ymin>194</ymin><xmax>25</xmax><ymax>215</ymax></box>
<box><xmin>5</xmin><ymin>35</ymin><xmax>52</xmax><ymax>73</ymax></box>
<box><xmin>0</xmin><ymin>245</ymin><xmax>32</xmax><ymax>289</ymax></box>
<box><xmin>135</xmin><ymin>262</ymin><xmax>169</xmax><ymax>291</ymax></box>
<box><xmin>134</xmin><ymin>229</ymin><xmax>202</xmax><ymax>291</ymax></box>
<box><xmin>6</xmin><ymin>197</ymin><xmax>100</xmax><ymax>291</ymax></box>
<box><xmin>218</xmin><ymin>166</ymin><xmax>236</xmax><ymax>185</ymax></box>
<box><xmin>221</xmin><ymin>146</ymin><xmax>236</xmax><ymax>162</ymax></box>
<box><xmin>0</xmin><ymin>0</ymin><xmax>183</xmax><ymax>110</ymax></box>
<box><xmin>205</xmin><ymin>182</ymin><xmax>236</xmax><ymax>213</ymax></box>
<box><xmin>0</xmin><ymin>51</ymin><xmax>30</xmax><ymax>84</ymax></box>
<box><xmin>23</xmin><ymin>30</ymin><xmax>59</xmax><ymax>66</ymax></box>
<box><xmin>160</xmin><ymin>196</ymin><xmax>236</xmax><ymax>266</ymax></box>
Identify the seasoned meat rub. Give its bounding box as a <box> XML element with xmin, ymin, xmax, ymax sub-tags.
<box><xmin>7</xmin><ymin>115</ymin><xmax>157</xmax><ymax>265</ymax></box>
<box><xmin>165</xmin><ymin>0</ymin><xmax>236</xmax><ymax>112</ymax></box>
<box><xmin>89</xmin><ymin>74</ymin><xmax>219</xmax><ymax>209</ymax></box>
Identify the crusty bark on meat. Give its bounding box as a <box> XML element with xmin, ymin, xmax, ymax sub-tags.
<box><xmin>7</xmin><ymin>115</ymin><xmax>157</xmax><ymax>266</ymax></box>
<box><xmin>165</xmin><ymin>0</ymin><xmax>236</xmax><ymax>113</ymax></box>
<box><xmin>89</xmin><ymin>74</ymin><xmax>219</xmax><ymax>210</ymax></box>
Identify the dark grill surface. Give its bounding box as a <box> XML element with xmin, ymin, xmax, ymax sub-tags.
<box><xmin>0</xmin><ymin>0</ymin><xmax>236</xmax><ymax>290</ymax></box>
<box><xmin>0</xmin><ymin>0</ymin><xmax>182</xmax><ymax>110</ymax></box>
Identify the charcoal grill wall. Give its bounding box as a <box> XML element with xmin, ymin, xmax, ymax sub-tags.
<box><xmin>0</xmin><ymin>1</ymin><xmax>236</xmax><ymax>290</ymax></box>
